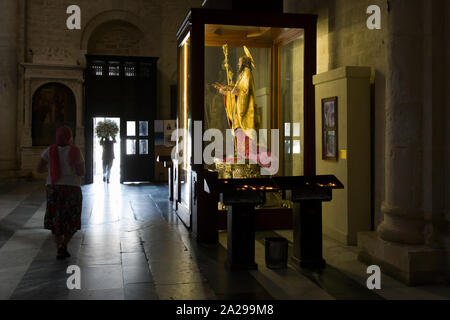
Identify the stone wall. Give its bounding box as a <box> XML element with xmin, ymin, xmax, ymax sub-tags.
<box><xmin>0</xmin><ymin>0</ymin><xmax>202</xmax><ymax>173</ymax></box>
<box><xmin>420</xmin><ymin>0</ymin><xmax>448</xmax><ymax>265</ymax></box>
<box><xmin>285</xmin><ymin>0</ymin><xmax>388</xmax><ymax>227</ymax></box>
<box><xmin>285</xmin><ymin>0</ymin><xmax>449</xmax><ymax>282</ymax></box>
<box><xmin>442</xmin><ymin>0</ymin><xmax>450</xmax><ymax>281</ymax></box>
<box><xmin>0</xmin><ymin>0</ymin><xmax>18</xmax><ymax>171</ymax></box>
<box><xmin>24</xmin><ymin>0</ymin><xmax>202</xmax><ymax>119</ymax></box>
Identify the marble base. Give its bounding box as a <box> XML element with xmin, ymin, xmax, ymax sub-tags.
<box><xmin>357</xmin><ymin>231</ymin><xmax>446</xmax><ymax>286</ymax></box>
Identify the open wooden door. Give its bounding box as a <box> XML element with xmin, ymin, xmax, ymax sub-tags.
<box><xmin>120</xmin><ymin>119</ymin><xmax>154</xmax><ymax>183</ymax></box>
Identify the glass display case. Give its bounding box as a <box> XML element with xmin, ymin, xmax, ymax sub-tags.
<box><xmin>175</xmin><ymin>8</ymin><xmax>317</xmax><ymax>227</ymax></box>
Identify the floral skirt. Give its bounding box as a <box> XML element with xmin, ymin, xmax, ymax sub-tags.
<box><xmin>44</xmin><ymin>185</ymin><xmax>82</xmax><ymax>236</ymax></box>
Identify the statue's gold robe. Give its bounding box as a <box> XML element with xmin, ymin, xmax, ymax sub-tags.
<box><xmin>225</xmin><ymin>67</ymin><xmax>260</xmax><ymax>139</ymax></box>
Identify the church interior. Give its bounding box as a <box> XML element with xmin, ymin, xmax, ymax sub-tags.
<box><xmin>0</xmin><ymin>0</ymin><xmax>449</xmax><ymax>302</ymax></box>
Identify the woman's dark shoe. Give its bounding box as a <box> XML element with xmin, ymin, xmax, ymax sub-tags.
<box><xmin>62</xmin><ymin>245</ymin><xmax>71</xmax><ymax>257</ymax></box>
<box><xmin>56</xmin><ymin>246</ymin><xmax>70</xmax><ymax>260</ymax></box>
<box><xmin>56</xmin><ymin>247</ymin><xmax>66</xmax><ymax>260</ymax></box>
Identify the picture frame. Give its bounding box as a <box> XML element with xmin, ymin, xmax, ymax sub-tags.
<box><xmin>322</xmin><ymin>97</ymin><xmax>338</xmax><ymax>160</ymax></box>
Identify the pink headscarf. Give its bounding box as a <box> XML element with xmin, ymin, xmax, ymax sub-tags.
<box><xmin>49</xmin><ymin>126</ymin><xmax>81</xmax><ymax>185</ymax></box>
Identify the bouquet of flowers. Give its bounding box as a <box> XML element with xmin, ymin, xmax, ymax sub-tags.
<box><xmin>95</xmin><ymin>120</ymin><xmax>119</xmax><ymax>139</ymax></box>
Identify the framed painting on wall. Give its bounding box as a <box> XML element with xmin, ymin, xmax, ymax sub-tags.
<box><xmin>322</xmin><ymin>97</ymin><xmax>338</xmax><ymax>160</ymax></box>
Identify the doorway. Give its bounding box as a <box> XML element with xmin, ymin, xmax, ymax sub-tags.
<box><xmin>93</xmin><ymin>117</ymin><xmax>121</xmax><ymax>184</ymax></box>
<box><xmin>84</xmin><ymin>55</ymin><xmax>158</xmax><ymax>184</ymax></box>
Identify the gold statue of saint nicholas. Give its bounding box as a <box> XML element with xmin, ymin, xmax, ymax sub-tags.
<box><xmin>213</xmin><ymin>54</ymin><xmax>261</xmax><ymax>142</ymax></box>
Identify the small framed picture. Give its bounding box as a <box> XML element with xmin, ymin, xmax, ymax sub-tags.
<box><xmin>322</xmin><ymin>97</ymin><xmax>338</xmax><ymax>160</ymax></box>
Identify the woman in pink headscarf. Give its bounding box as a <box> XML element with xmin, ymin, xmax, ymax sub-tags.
<box><xmin>37</xmin><ymin>126</ymin><xmax>85</xmax><ymax>260</ymax></box>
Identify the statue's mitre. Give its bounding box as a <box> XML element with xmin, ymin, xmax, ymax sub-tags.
<box><xmin>243</xmin><ymin>46</ymin><xmax>256</xmax><ymax>69</ymax></box>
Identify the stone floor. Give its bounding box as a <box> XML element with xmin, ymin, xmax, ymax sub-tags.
<box><xmin>0</xmin><ymin>179</ymin><xmax>449</xmax><ymax>300</ymax></box>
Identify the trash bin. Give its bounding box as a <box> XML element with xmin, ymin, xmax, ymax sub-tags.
<box><xmin>265</xmin><ymin>237</ymin><xmax>288</xmax><ymax>269</ymax></box>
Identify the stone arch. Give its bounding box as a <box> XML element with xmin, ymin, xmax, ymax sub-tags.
<box><xmin>30</xmin><ymin>79</ymin><xmax>81</xmax><ymax>110</ymax></box>
<box><xmin>80</xmin><ymin>10</ymin><xmax>147</xmax><ymax>54</ymax></box>
<box><xmin>87</xmin><ymin>20</ymin><xmax>144</xmax><ymax>56</ymax></box>
<box><xmin>31</xmin><ymin>82</ymin><xmax>76</xmax><ymax>146</ymax></box>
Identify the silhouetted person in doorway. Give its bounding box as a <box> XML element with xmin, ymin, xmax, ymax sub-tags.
<box><xmin>100</xmin><ymin>136</ymin><xmax>116</xmax><ymax>183</ymax></box>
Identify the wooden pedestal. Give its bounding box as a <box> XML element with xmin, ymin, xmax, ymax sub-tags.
<box><xmin>291</xmin><ymin>187</ymin><xmax>331</xmax><ymax>270</ymax></box>
<box><xmin>221</xmin><ymin>191</ymin><xmax>265</xmax><ymax>271</ymax></box>
<box><xmin>192</xmin><ymin>169</ymin><xmax>219</xmax><ymax>244</ymax></box>
<box><xmin>226</xmin><ymin>204</ymin><xmax>258</xmax><ymax>270</ymax></box>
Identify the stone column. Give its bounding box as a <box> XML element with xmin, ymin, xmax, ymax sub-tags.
<box><xmin>75</xmin><ymin>80</ymin><xmax>85</xmax><ymax>150</ymax></box>
<box><xmin>21</xmin><ymin>77</ymin><xmax>32</xmax><ymax>147</ymax></box>
<box><xmin>0</xmin><ymin>0</ymin><xmax>18</xmax><ymax>171</ymax></box>
<box><xmin>376</xmin><ymin>0</ymin><xmax>425</xmax><ymax>244</ymax></box>
<box><xmin>358</xmin><ymin>0</ymin><xmax>445</xmax><ymax>285</ymax></box>
<box><xmin>443</xmin><ymin>0</ymin><xmax>450</xmax><ymax>283</ymax></box>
